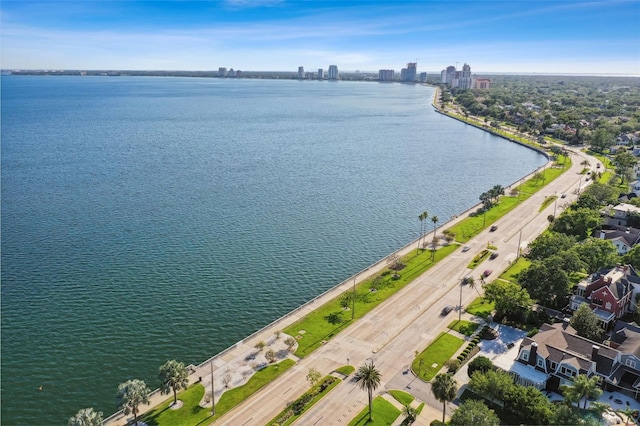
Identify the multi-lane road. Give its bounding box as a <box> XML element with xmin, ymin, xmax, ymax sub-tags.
<box><xmin>213</xmin><ymin>147</ymin><xmax>599</xmax><ymax>426</ymax></box>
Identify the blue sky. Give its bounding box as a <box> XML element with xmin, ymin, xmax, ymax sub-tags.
<box><xmin>1</xmin><ymin>0</ymin><xmax>639</xmax><ymax>75</ymax></box>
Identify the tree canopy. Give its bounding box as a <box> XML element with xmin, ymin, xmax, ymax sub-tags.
<box><xmin>450</xmin><ymin>400</ymin><xmax>499</xmax><ymax>426</ymax></box>
<box><xmin>570</xmin><ymin>304</ymin><xmax>604</xmax><ymax>342</ymax></box>
<box><xmin>483</xmin><ymin>281</ymin><xmax>533</xmax><ymax>320</ymax></box>
<box><xmin>158</xmin><ymin>359</ymin><xmax>189</xmax><ymax>405</ymax></box>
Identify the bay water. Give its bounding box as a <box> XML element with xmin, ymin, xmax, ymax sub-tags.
<box><xmin>1</xmin><ymin>76</ymin><xmax>547</xmax><ymax>424</ymax></box>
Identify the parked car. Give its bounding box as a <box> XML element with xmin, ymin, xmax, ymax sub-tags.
<box><xmin>490</xmin><ymin>225</ymin><xmax>498</xmax><ymax>232</ymax></box>
<box><xmin>490</xmin><ymin>252</ymin><xmax>499</xmax><ymax>260</ymax></box>
<box><xmin>462</xmin><ymin>246</ymin><xmax>471</xmax><ymax>252</ymax></box>
<box><xmin>483</xmin><ymin>269</ymin><xmax>493</xmax><ymax>277</ymax></box>
<box><xmin>441</xmin><ymin>305</ymin><xmax>453</xmax><ymax>315</ymax></box>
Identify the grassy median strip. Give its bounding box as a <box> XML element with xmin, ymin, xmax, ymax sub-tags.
<box><xmin>348</xmin><ymin>396</ymin><xmax>401</xmax><ymax>426</ymax></box>
<box><xmin>389</xmin><ymin>389</ymin><xmax>414</xmax><ymax>406</ymax></box>
<box><xmin>284</xmin><ymin>244</ymin><xmax>458</xmax><ymax>358</ymax></box>
<box><xmin>412</xmin><ymin>332</ymin><xmax>464</xmax><ymax>381</ymax></box>
<box><xmin>266</xmin><ymin>375</ymin><xmax>341</xmax><ymax>426</ymax></box>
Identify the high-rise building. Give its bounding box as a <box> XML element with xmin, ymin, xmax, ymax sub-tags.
<box><xmin>419</xmin><ymin>72</ymin><xmax>427</xmax><ymax>83</ymax></box>
<box><xmin>378</xmin><ymin>69</ymin><xmax>395</xmax><ymax>81</ymax></box>
<box><xmin>298</xmin><ymin>66</ymin><xmax>304</xmax><ymax>79</ymax></box>
<box><xmin>328</xmin><ymin>65</ymin><xmax>339</xmax><ymax>80</ymax></box>
<box><xmin>318</xmin><ymin>68</ymin><xmax>324</xmax><ymax>80</ymax></box>
<box><xmin>218</xmin><ymin>67</ymin><xmax>227</xmax><ymax>77</ymax></box>
<box><xmin>404</xmin><ymin>62</ymin><xmax>417</xmax><ymax>82</ymax></box>
<box><xmin>459</xmin><ymin>63</ymin><xmax>472</xmax><ymax>89</ymax></box>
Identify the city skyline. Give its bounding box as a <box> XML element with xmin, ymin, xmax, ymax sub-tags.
<box><xmin>1</xmin><ymin>0</ymin><xmax>639</xmax><ymax>76</ymax></box>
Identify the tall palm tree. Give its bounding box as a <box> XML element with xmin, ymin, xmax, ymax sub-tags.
<box><xmin>354</xmin><ymin>361</ymin><xmax>381</xmax><ymax>422</ymax></box>
<box><xmin>431</xmin><ymin>215</ymin><xmax>439</xmax><ymax>260</ymax></box>
<box><xmin>68</xmin><ymin>407</ymin><xmax>103</xmax><ymax>426</ymax></box>
<box><xmin>432</xmin><ymin>373</ymin><xmax>458</xmax><ymax>423</ymax></box>
<box><xmin>571</xmin><ymin>374</ymin><xmax>602</xmax><ymax>409</ymax></box>
<box><xmin>418</xmin><ymin>211</ymin><xmax>428</xmax><ymax>254</ymax></box>
<box><xmin>158</xmin><ymin>359</ymin><xmax>190</xmax><ymax>405</ymax></box>
<box><xmin>116</xmin><ymin>379</ymin><xmax>150</xmax><ymax>426</ymax></box>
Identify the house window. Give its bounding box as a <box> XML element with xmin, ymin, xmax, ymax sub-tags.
<box><xmin>521</xmin><ymin>351</ymin><xmax>529</xmax><ymax>362</ymax></box>
<box><xmin>606</xmin><ymin>302</ymin><xmax>612</xmax><ymax>310</ymax></box>
<box><xmin>560</xmin><ymin>365</ymin><xmax>576</xmax><ymax>377</ymax></box>
<box><xmin>626</xmin><ymin>359</ymin><xmax>636</xmax><ymax>369</ymax></box>
<box><xmin>537</xmin><ymin>358</ymin><xmax>544</xmax><ymax>368</ymax></box>
<box><xmin>550</xmin><ymin>361</ymin><xmax>557</xmax><ymax>371</ymax></box>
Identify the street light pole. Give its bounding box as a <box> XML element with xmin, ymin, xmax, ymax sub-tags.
<box><xmin>459</xmin><ymin>279</ymin><xmax>463</xmax><ymax>321</ymax></box>
<box><xmin>517</xmin><ymin>229</ymin><xmax>523</xmax><ymax>260</ymax></box>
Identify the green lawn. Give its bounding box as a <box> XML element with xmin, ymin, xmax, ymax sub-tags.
<box><xmin>498</xmin><ymin>257</ymin><xmax>531</xmax><ymax>284</ymax></box>
<box><xmin>335</xmin><ymin>365</ymin><xmax>355</xmax><ymax>376</ymax></box>
<box><xmin>142</xmin><ymin>384</ymin><xmax>210</xmax><ymax>426</ymax></box>
<box><xmin>412</xmin><ymin>332</ymin><xmax>464</xmax><ymax>381</ymax></box>
<box><xmin>348</xmin><ymin>396</ymin><xmax>401</xmax><ymax>426</ymax></box>
<box><xmin>447</xmin><ymin>320</ymin><xmax>479</xmax><ymax>336</ymax></box>
<box><xmin>143</xmin><ymin>360</ymin><xmax>296</xmax><ymax>426</ymax></box>
<box><xmin>465</xmin><ymin>297</ymin><xmax>495</xmax><ymax>319</ymax></box>
<box><xmin>388</xmin><ymin>390</ymin><xmax>414</xmax><ymax>406</ymax></box>
<box><xmin>284</xmin><ymin>244</ymin><xmax>458</xmax><ymax>358</ymax></box>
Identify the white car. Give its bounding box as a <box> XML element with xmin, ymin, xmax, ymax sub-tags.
<box><xmin>462</xmin><ymin>246</ymin><xmax>470</xmax><ymax>252</ymax></box>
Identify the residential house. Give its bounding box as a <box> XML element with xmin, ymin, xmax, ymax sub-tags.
<box><xmin>514</xmin><ymin>321</ymin><xmax>640</xmax><ymax>399</ymax></box>
<box><xmin>569</xmin><ymin>265</ymin><xmax>640</xmax><ymax>329</ymax></box>
<box><xmin>598</xmin><ymin>229</ymin><xmax>640</xmax><ymax>255</ymax></box>
<box><xmin>604</xmin><ymin>203</ymin><xmax>640</xmax><ymax>227</ymax></box>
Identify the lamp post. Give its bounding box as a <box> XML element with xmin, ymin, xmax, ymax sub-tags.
<box><xmin>553</xmin><ymin>197</ymin><xmax>558</xmax><ymax>218</ymax></box>
<box><xmin>517</xmin><ymin>229</ymin><xmax>523</xmax><ymax>260</ymax></box>
<box><xmin>459</xmin><ymin>279</ymin><xmax>464</xmax><ymax>322</ymax></box>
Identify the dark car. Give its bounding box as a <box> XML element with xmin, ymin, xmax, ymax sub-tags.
<box><xmin>561</xmin><ymin>194</ymin><xmax>567</xmax><ymax>198</ymax></box>
<box><xmin>490</xmin><ymin>225</ymin><xmax>498</xmax><ymax>232</ymax></box>
<box><xmin>483</xmin><ymin>269</ymin><xmax>493</xmax><ymax>277</ymax></box>
<box><xmin>490</xmin><ymin>252</ymin><xmax>499</xmax><ymax>260</ymax></box>
<box><xmin>441</xmin><ymin>305</ymin><xmax>453</xmax><ymax>315</ymax></box>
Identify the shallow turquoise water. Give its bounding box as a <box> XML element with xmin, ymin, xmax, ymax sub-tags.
<box><xmin>1</xmin><ymin>76</ymin><xmax>547</xmax><ymax>424</ymax></box>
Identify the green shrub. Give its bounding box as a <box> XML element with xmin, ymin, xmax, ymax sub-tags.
<box><xmin>445</xmin><ymin>359</ymin><xmax>461</xmax><ymax>373</ymax></box>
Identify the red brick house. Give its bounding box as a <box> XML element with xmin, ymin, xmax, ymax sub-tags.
<box><xmin>570</xmin><ymin>265</ymin><xmax>639</xmax><ymax>329</ymax></box>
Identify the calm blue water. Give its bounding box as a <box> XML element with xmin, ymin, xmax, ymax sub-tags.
<box><xmin>1</xmin><ymin>75</ymin><xmax>547</xmax><ymax>424</ymax></box>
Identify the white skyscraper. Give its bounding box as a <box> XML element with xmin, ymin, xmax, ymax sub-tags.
<box><xmin>328</xmin><ymin>65</ymin><xmax>338</xmax><ymax>80</ymax></box>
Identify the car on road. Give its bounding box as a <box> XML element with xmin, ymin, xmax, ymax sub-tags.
<box><xmin>490</xmin><ymin>225</ymin><xmax>498</xmax><ymax>232</ymax></box>
<box><xmin>483</xmin><ymin>269</ymin><xmax>493</xmax><ymax>277</ymax></box>
<box><xmin>441</xmin><ymin>305</ymin><xmax>453</xmax><ymax>315</ymax></box>
<box><xmin>462</xmin><ymin>246</ymin><xmax>470</xmax><ymax>252</ymax></box>
<box><xmin>489</xmin><ymin>252</ymin><xmax>499</xmax><ymax>260</ymax></box>
<box><xmin>561</xmin><ymin>194</ymin><xmax>566</xmax><ymax>198</ymax></box>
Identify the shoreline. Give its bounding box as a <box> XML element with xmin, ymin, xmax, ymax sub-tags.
<box><xmin>104</xmin><ymin>85</ymin><xmax>553</xmax><ymax>425</ymax></box>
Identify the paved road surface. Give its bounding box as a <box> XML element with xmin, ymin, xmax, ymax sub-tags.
<box><xmin>215</xmin><ymin>147</ymin><xmax>597</xmax><ymax>425</ymax></box>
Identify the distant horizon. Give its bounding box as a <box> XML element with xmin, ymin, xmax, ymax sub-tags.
<box><xmin>4</xmin><ymin>68</ymin><xmax>640</xmax><ymax>78</ymax></box>
<box><xmin>1</xmin><ymin>1</ymin><xmax>638</xmax><ymax>76</ymax></box>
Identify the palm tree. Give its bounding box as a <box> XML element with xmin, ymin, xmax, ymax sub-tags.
<box><xmin>431</xmin><ymin>215</ymin><xmax>439</xmax><ymax>260</ymax></box>
<box><xmin>418</xmin><ymin>211</ymin><xmax>428</xmax><ymax>254</ymax></box>
<box><xmin>432</xmin><ymin>373</ymin><xmax>458</xmax><ymax>423</ymax></box>
<box><xmin>158</xmin><ymin>359</ymin><xmax>190</xmax><ymax>405</ymax></box>
<box><xmin>116</xmin><ymin>379</ymin><xmax>151</xmax><ymax>426</ymax></box>
<box><xmin>567</xmin><ymin>374</ymin><xmax>602</xmax><ymax>409</ymax></box>
<box><xmin>68</xmin><ymin>407</ymin><xmax>103</xmax><ymax>426</ymax></box>
<box><xmin>402</xmin><ymin>404</ymin><xmax>418</xmax><ymax>424</ymax></box>
<box><xmin>354</xmin><ymin>361</ymin><xmax>381</xmax><ymax>422</ymax></box>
